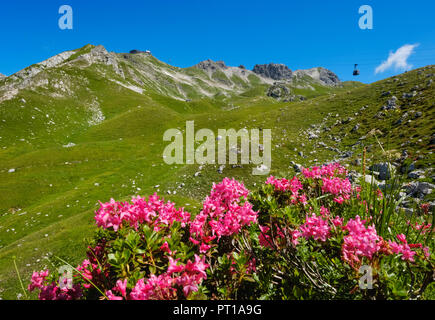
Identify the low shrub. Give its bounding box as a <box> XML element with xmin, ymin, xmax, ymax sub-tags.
<box><xmin>27</xmin><ymin>164</ymin><xmax>434</xmax><ymax>300</ymax></box>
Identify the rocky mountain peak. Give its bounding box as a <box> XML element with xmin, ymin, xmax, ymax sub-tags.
<box><xmin>75</xmin><ymin>45</ymin><xmax>124</xmax><ymax>77</ymax></box>
<box><xmin>293</xmin><ymin>67</ymin><xmax>341</xmax><ymax>86</ymax></box>
<box><xmin>252</xmin><ymin>63</ymin><xmax>293</xmax><ymax>80</ymax></box>
<box><xmin>194</xmin><ymin>59</ymin><xmax>228</xmax><ymax>72</ymax></box>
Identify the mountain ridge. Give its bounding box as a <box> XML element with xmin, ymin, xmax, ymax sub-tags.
<box><xmin>0</xmin><ymin>44</ymin><xmax>349</xmax><ymax>105</ymax></box>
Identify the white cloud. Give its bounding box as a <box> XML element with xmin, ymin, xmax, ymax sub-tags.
<box><xmin>375</xmin><ymin>44</ymin><xmax>419</xmax><ymax>74</ymax></box>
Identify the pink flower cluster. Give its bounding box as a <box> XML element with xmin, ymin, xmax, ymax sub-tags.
<box><xmin>129</xmin><ymin>255</ymin><xmax>209</xmax><ymax>300</ymax></box>
<box><xmin>95</xmin><ymin>194</ymin><xmax>190</xmax><ymax>232</ymax></box>
<box><xmin>265</xmin><ymin>176</ymin><xmax>307</xmax><ymax>204</ymax></box>
<box><xmin>28</xmin><ymin>270</ymin><xmax>49</xmax><ymax>292</ymax></box>
<box><xmin>190</xmin><ymin>178</ymin><xmax>257</xmax><ymax>252</ymax></box>
<box><xmin>321</xmin><ymin>177</ymin><xmax>352</xmax><ymax>204</ymax></box>
<box><xmin>266</xmin><ymin>176</ymin><xmax>303</xmax><ymax>193</ymax></box>
<box><xmin>388</xmin><ymin>234</ymin><xmax>417</xmax><ymax>262</ymax></box>
<box><xmin>129</xmin><ymin>274</ymin><xmax>177</xmax><ymax>300</ymax></box>
<box><xmin>299</xmin><ymin>213</ymin><xmax>331</xmax><ymax>242</ymax></box>
<box><xmin>341</xmin><ymin>216</ymin><xmax>381</xmax><ymax>266</ymax></box>
<box><xmin>301</xmin><ymin>163</ymin><xmax>347</xmax><ymax>179</ymax></box>
<box><xmin>106</xmin><ymin>279</ymin><xmax>127</xmax><ymax>300</ymax></box>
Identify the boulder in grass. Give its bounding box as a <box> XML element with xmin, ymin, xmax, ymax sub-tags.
<box><xmin>407</xmin><ymin>170</ymin><xmax>425</xmax><ymax>179</ymax></box>
<box><xmin>369</xmin><ymin>162</ymin><xmax>395</xmax><ymax>181</ymax></box>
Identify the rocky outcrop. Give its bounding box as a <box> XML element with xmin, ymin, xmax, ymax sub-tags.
<box><xmin>267</xmin><ymin>83</ymin><xmax>290</xmax><ymax>99</ymax></box>
<box><xmin>381</xmin><ymin>96</ymin><xmax>398</xmax><ymax>110</ymax></box>
<box><xmin>0</xmin><ymin>73</ymin><xmax>5</xmax><ymax>79</ymax></box>
<box><xmin>253</xmin><ymin>65</ymin><xmax>340</xmax><ymax>86</ymax></box>
<box><xmin>252</xmin><ymin>63</ymin><xmax>293</xmax><ymax>80</ymax></box>
<box><xmin>76</xmin><ymin>45</ymin><xmax>124</xmax><ymax>77</ymax></box>
<box><xmin>266</xmin><ymin>83</ymin><xmax>305</xmax><ymax>102</ymax></box>
<box><xmin>403</xmin><ymin>181</ymin><xmax>435</xmax><ymax>199</ymax></box>
<box><xmin>195</xmin><ymin>59</ymin><xmax>228</xmax><ymax>72</ymax></box>
<box><xmin>293</xmin><ymin>67</ymin><xmax>341</xmax><ymax>87</ymax></box>
<box><xmin>370</xmin><ymin>162</ymin><xmax>395</xmax><ymax>181</ymax></box>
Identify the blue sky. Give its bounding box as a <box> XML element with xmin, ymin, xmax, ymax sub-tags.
<box><xmin>0</xmin><ymin>0</ymin><xmax>434</xmax><ymax>83</ymax></box>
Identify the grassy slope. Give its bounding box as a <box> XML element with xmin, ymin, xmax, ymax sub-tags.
<box><xmin>0</xmin><ymin>61</ymin><xmax>433</xmax><ymax>299</ymax></box>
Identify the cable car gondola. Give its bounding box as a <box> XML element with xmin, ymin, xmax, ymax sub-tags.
<box><xmin>353</xmin><ymin>64</ymin><xmax>360</xmax><ymax>76</ymax></box>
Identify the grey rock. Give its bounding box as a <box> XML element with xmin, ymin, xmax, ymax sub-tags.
<box><xmin>351</xmin><ymin>123</ymin><xmax>360</xmax><ymax>133</ymax></box>
<box><xmin>341</xmin><ymin>151</ymin><xmax>353</xmax><ymax>158</ymax></box>
<box><xmin>330</xmin><ymin>135</ymin><xmax>341</xmax><ymax>143</ymax></box>
<box><xmin>408</xmin><ymin>170</ymin><xmax>425</xmax><ymax>179</ymax></box>
<box><xmin>283</xmin><ymin>94</ymin><xmax>305</xmax><ymax>102</ymax></box>
<box><xmin>402</xmin><ymin>91</ymin><xmax>417</xmax><ymax>99</ymax></box>
<box><xmin>290</xmin><ymin>161</ymin><xmax>302</xmax><ymax>172</ymax></box>
<box><xmin>328</xmin><ymin>146</ymin><xmax>341</xmax><ymax>153</ymax></box>
<box><xmin>266</xmin><ymin>83</ymin><xmax>290</xmax><ymax>99</ymax></box>
<box><xmin>308</xmin><ymin>132</ymin><xmax>318</xmax><ymax>140</ymax></box>
<box><xmin>400</xmin><ymin>161</ymin><xmax>415</xmax><ymax>174</ymax></box>
<box><xmin>370</xmin><ymin>162</ymin><xmax>395</xmax><ymax>180</ymax></box>
<box><xmin>381</xmin><ymin>96</ymin><xmax>398</xmax><ymax>111</ymax></box>
<box><xmin>293</xmin><ymin>67</ymin><xmax>341</xmax><ymax>86</ymax></box>
<box><xmin>252</xmin><ymin>63</ymin><xmax>292</xmax><ymax>80</ymax></box>
<box><xmin>351</xmin><ymin>158</ymin><xmax>362</xmax><ymax>166</ymax></box>
<box><xmin>394</xmin><ymin>112</ymin><xmax>409</xmax><ymax>125</ymax></box>
<box><xmin>318</xmin><ymin>141</ymin><xmax>327</xmax><ymax>147</ymax></box>
<box><xmin>417</xmin><ymin>182</ymin><xmax>435</xmax><ymax>195</ymax></box>
<box><xmin>195</xmin><ymin>59</ymin><xmax>227</xmax><ymax>72</ymax></box>
<box><xmin>403</xmin><ymin>181</ymin><xmax>435</xmax><ymax>198</ymax></box>
<box><xmin>348</xmin><ymin>171</ymin><xmax>362</xmax><ymax>183</ymax></box>
<box><xmin>375</xmin><ymin>111</ymin><xmax>385</xmax><ymax>119</ymax></box>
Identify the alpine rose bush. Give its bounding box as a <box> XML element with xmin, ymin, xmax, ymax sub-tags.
<box><xmin>28</xmin><ymin>163</ymin><xmax>434</xmax><ymax>300</ymax></box>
